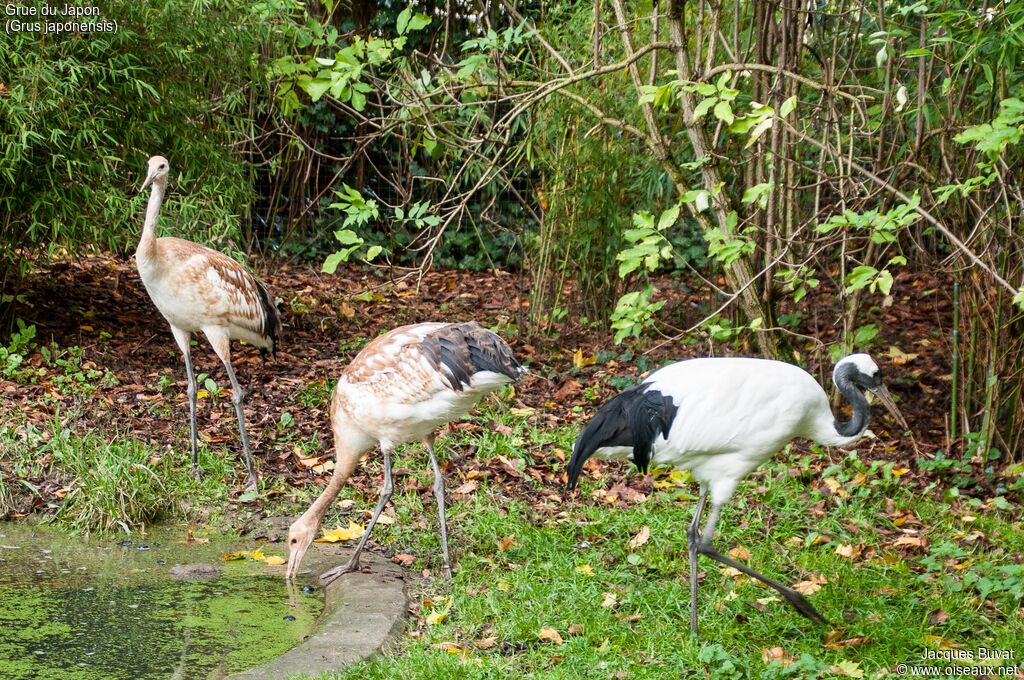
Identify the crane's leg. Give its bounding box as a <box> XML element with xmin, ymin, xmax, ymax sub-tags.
<box><xmin>170</xmin><ymin>327</ymin><xmax>200</xmax><ymax>480</ymax></box>
<box><xmin>686</xmin><ymin>486</ymin><xmax>709</xmax><ymax>636</ymax></box>
<box><xmin>425</xmin><ymin>435</ymin><xmax>453</xmax><ymax>579</ymax></box>
<box><xmin>695</xmin><ymin>501</ymin><xmax>829</xmax><ymax>626</ymax></box>
<box><xmin>320</xmin><ymin>445</ymin><xmax>394</xmax><ymax>585</ymax></box>
<box><xmin>206</xmin><ymin>329</ymin><xmax>257</xmax><ymax>491</ymax></box>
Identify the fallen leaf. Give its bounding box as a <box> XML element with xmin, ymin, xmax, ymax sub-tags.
<box><xmin>339</xmin><ymin>300</ymin><xmax>356</xmax><ymax>318</ymax></box>
<box><xmin>628</xmin><ymin>526</ymin><xmax>651</xmax><ymax>550</ymax></box>
<box><xmin>928</xmin><ymin>609</ymin><xmax>949</xmax><ymax>626</ymax></box>
<box><xmin>473</xmin><ymin>636</ymin><xmax>497</xmax><ymax>649</ymax></box>
<box><xmin>538</xmin><ymin>627</ymin><xmax>564</xmax><ymax>645</ymax></box>
<box><xmin>394</xmin><ymin>553</ymin><xmax>416</xmax><ymax>566</ymax></box>
<box><xmin>761</xmin><ymin>646</ymin><xmax>795</xmax><ymax>666</ymax></box>
<box><xmin>568</xmin><ymin>623</ymin><xmax>584</xmax><ymax>635</ymax></box>
<box><xmin>575</xmin><ymin>564</ymin><xmax>594</xmax><ymax>576</ymax></box>
<box><xmin>222</xmin><ymin>551</ymin><xmax>248</xmax><ymax>561</ymax></box>
<box><xmin>728</xmin><ymin>546</ymin><xmax>751</xmax><ymax>561</ymax></box>
<box><xmin>891</xmin><ymin>467</ymin><xmax>909</xmax><ymax>477</ymax></box>
<box><xmin>893</xmin><ymin>535</ymin><xmax>927</xmax><ymax>551</ymax></box>
<box><xmin>829</xmin><ymin>660</ymin><xmax>865</xmax><ymax>677</ymax></box>
<box><xmin>572</xmin><ymin>348</ymin><xmax>597</xmax><ymax>368</ymax></box>
<box><xmin>835</xmin><ymin>544</ymin><xmax>863</xmax><ymax>560</ymax></box>
<box><xmin>601</xmin><ymin>592</ymin><xmax>618</xmax><ymax>608</ymax></box>
<box><xmin>497</xmin><ymin>535</ymin><xmax>517</xmax><ymax>551</ymax></box>
<box><xmin>262</xmin><ymin>555</ymin><xmax>287</xmax><ymax>566</ymax></box>
<box><xmin>315</xmin><ymin>520</ymin><xmax>366</xmax><ymax>543</ymax></box>
<box><xmin>923</xmin><ymin>634</ymin><xmax>957</xmax><ymax>649</ymax></box>
<box><xmin>453</xmin><ymin>480</ymin><xmax>479</xmax><ymax>495</ymax></box>
<box><xmin>425</xmin><ymin>601</ymin><xmax>452</xmax><ymax>625</ymax></box>
<box><xmin>823</xmin><ymin>478</ymin><xmax>849</xmax><ymax>498</ymax></box>
<box><xmin>792</xmin><ymin>574</ymin><xmax>828</xmax><ymax>595</ymax></box>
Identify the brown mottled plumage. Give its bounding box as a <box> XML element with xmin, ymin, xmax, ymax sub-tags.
<box><xmin>286</xmin><ymin>322</ymin><xmax>526</xmax><ymax>583</ymax></box>
<box><xmin>136</xmin><ymin>155</ymin><xmax>281</xmax><ymax>491</ymax></box>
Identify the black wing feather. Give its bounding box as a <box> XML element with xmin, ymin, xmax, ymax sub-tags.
<box><xmin>566</xmin><ymin>384</ymin><xmax>677</xmax><ymax>489</ymax></box>
<box><xmin>424</xmin><ymin>322</ymin><xmax>525</xmax><ymax>392</ymax></box>
<box><xmin>254</xmin><ymin>277</ymin><xmax>281</xmax><ymax>359</ymax></box>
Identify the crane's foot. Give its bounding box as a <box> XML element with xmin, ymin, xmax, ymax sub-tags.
<box><xmin>319</xmin><ymin>559</ymin><xmax>361</xmax><ymax>585</ymax></box>
<box><xmin>442</xmin><ymin>564</ymin><xmax>453</xmax><ymax>580</ymax></box>
<box><xmin>244</xmin><ymin>473</ymin><xmax>258</xmax><ymax>493</ymax></box>
<box><xmin>191</xmin><ymin>466</ymin><xmax>203</xmax><ymax>482</ymax></box>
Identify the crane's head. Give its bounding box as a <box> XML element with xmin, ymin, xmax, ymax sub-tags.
<box><xmin>834</xmin><ymin>353</ymin><xmax>909</xmax><ymax>431</ymax></box>
<box><xmin>285</xmin><ymin>515</ymin><xmax>318</xmax><ymax>580</ymax></box>
<box><xmin>140</xmin><ymin>155</ymin><xmax>170</xmax><ymax>191</ymax></box>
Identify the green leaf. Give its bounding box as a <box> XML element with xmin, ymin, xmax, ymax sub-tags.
<box><xmin>334</xmin><ymin>229</ymin><xmax>361</xmax><ymax>245</ymax></box>
<box><xmin>657</xmin><ymin>204</ymin><xmax>680</xmax><ymax>230</ymax></box>
<box><xmin>1013</xmin><ymin>286</ymin><xmax>1024</xmax><ymax>312</ymax></box>
<box><xmin>744</xmin><ymin>117</ymin><xmax>773</xmax><ymax>148</ymax></box>
<box><xmin>365</xmin><ymin>245</ymin><xmax>383</xmax><ymax>261</ymax></box>
<box><xmin>408</xmin><ymin>13</ymin><xmax>432</xmax><ymax>32</ymax></box>
<box><xmin>779</xmin><ymin>95</ymin><xmax>797</xmax><ymax>118</ymax></box>
<box><xmin>713</xmin><ymin>100</ymin><xmax>734</xmax><ymax>125</ymax></box>
<box><xmin>692</xmin><ymin>97</ymin><xmax>716</xmax><ymax>122</ymax></box>
<box><xmin>322</xmin><ymin>251</ymin><xmax>344</xmax><ymax>274</ymax></box>
<box><xmin>396</xmin><ymin>6</ymin><xmax>412</xmax><ymax>35</ymax></box>
<box><xmin>350</xmin><ymin>89</ymin><xmax>367</xmax><ymax>111</ymax></box>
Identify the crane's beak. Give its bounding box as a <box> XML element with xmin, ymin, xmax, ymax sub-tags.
<box><xmin>140</xmin><ymin>170</ymin><xmax>156</xmax><ymax>192</ymax></box>
<box><xmin>285</xmin><ymin>538</ymin><xmax>309</xmax><ymax>580</ymax></box>
<box><xmin>869</xmin><ymin>384</ymin><xmax>910</xmax><ymax>432</ymax></box>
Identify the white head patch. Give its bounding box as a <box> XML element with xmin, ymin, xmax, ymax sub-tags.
<box><xmin>834</xmin><ymin>353</ymin><xmax>879</xmax><ymax>382</ymax></box>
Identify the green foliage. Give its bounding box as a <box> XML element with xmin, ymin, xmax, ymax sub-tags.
<box><xmin>610</xmin><ymin>287</ymin><xmax>665</xmax><ymax>344</ymax></box>
<box><xmin>0</xmin><ymin>321</ymin><xmax>37</xmax><ymax>381</ymax></box>
<box><xmin>0</xmin><ymin>1</ymin><xmax>286</xmax><ymax>279</ymax></box>
<box><xmin>616</xmin><ymin>204</ymin><xmax>677</xmax><ymax>277</ymax></box>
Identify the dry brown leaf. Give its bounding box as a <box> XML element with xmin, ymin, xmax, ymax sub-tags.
<box><xmin>761</xmin><ymin>646</ymin><xmax>795</xmax><ymax>666</ymax></box>
<box><xmin>568</xmin><ymin>623</ymin><xmax>584</xmax><ymax>635</ymax></box>
<box><xmin>628</xmin><ymin>526</ymin><xmax>651</xmax><ymax>550</ymax></box>
<box><xmin>928</xmin><ymin>609</ymin><xmax>949</xmax><ymax>626</ymax></box>
<box><xmin>728</xmin><ymin>545</ymin><xmax>751</xmax><ymax>561</ymax></box>
<box><xmin>792</xmin><ymin>574</ymin><xmax>828</xmax><ymax>595</ymax></box>
<box><xmin>497</xmin><ymin>535</ymin><xmax>517</xmax><ymax>551</ymax></box>
<box><xmin>452</xmin><ymin>479</ymin><xmax>479</xmax><ymax>495</ymax></box>
<box><xmin>893</xmin><ymin>534</ymin><xmax>928</xmax><ymax>550</ymax></box>
<box><xmin>538</xmin><ymin>627</ymin><xmax>564</xmax><ymax>645</ymax></box>
<box><xmin>473</xmin><ymin>637</ymin><xmax>497</xmax><ymax>649</ymax></box>
<box><xmin>835</xmin><ymin>544</ymin><xmax>863</xmax><ymax>559</ymax></box>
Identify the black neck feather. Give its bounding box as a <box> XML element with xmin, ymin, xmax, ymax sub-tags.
<box><xmin>834</xmin><ymin>369</ymin><xmax>870</xmax><ymax>438</ymax></box>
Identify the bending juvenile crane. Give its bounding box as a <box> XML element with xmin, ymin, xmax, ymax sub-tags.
<box><xmin>137</xmin><ymin>156</ymin><xmax>281</xmax><ymax>491</ymax></box>
<box><xmin>566</xmin><ymin>354</ymin><xmax>908</xmax><ymax>636</ymax></box>
<box><xmin>285</xmin><ymin>322</ymin><xmax>526</xmax><ymax>584</ymax></box>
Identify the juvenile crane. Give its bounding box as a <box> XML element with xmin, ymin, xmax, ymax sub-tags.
<box><xmin>137</xmin><ymin>155</ymin><xmax>281</xmax><ymax>491</ymax></box>
<box><xmin>566</xmin><ymin>354</ymin><xmax>908</xmax><ymax>636</ymax></box>
<box><xmin>285</xmin><ymin>321</ymin><xmax>526</xmax><ymax>584</ymax></box>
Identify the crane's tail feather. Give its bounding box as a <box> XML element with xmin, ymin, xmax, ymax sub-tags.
<box><xmin>566</xmin><ymin>385</ymin><xmax>677</xmax><ymax>490</ymax></box>
<box><xmin>254</xmin><ymin>277</ymin><xmax>281</xmax><ymax>357</ymax></box>
<box><xmin>428</xmin><ymin>322</ymin><xmax>525</xmax><ymax>391</ymax></box>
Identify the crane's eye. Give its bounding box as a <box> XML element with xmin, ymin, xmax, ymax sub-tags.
<box><xmin>158</xmin><ymin>164</ymin><xmax>166</xmax><ymax>170</ymax></box>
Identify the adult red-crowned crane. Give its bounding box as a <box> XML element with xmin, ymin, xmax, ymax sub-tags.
<box><xmin>285</xmin><ymin>321</ymin><xmax>526</xmax><ymax>584</ymax></box>
<box><xmin>566</xmin><ymin>353</ymin><xmax>908</xmax><ymax>637</ymax></box>
<box><xmin>137</xmin><ymin>156</ymin><xmax>281</xmax><ymax>491</ymax></box>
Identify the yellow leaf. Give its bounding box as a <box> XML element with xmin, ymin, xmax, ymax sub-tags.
<box><xmin>572</xmin><ymin>348</ymin><xmax>597</xmax><ymax>368</ymax></box>
<box><xmin>923</xmin><ymin>634</ymin><xmax>957</xmax><ymax>649</ymax></box>
<box><xmin>538</xmin><ymin>627</ymin><xmax>564</xmax><ymax>645</ymax></box>
<box><xmin>600</xmin><ymin>592</ymin><xmax>618</xmax><ymax>608</ymax></box>
<box><xmin>509</xmin><ymin>406</ymin><xmax>536</xmax><ymax>418</ymax></box>
<box><xmin>497</xmin><ymin>534</ymin><xmax>517</xmax><ymax>551</ymax></box>
<box><xmin>575</xmin><ymin>564</ymin><xmax>594</xmax><ymax>576</ymax></box>
<box><xmin>823</xmin><ymin>478</ymin><xmax>848</xmax><ymax>498</ymax></box>
<box><xmin>835</xmin><ymin>544</ymin><xmax>863</xmax><ymax>560</ymax></box>
<box><xmin>891</xmin><ymin>467</ymin><xmax>909</xmax><ymax>477</ymax></box>
<box><xmin>263</xmin><ymin>555</ymin><xmax>287</xmax><ymax>566</ymax></box>
<box><xmin>315</xmin><ymin>520</ymin><xmax>366</xmax><ymax>543</ymax></box>
<box><xmin>250</xmin><ymin>548</ymin><xmax>266</xmax><ymax>560</ymax></box>
<box><xmin>80</xmin><ymin>325</ymin><xmax>94</xmax><ymax>332</ymax></box>
<box><xmin>222</xmin><ymin>551</ymin><xmax>248</xmax><ymax>561</ymax></box>
<box><xmin>425</xmin><ymin>599</ymin><xmax>452</xmax><ymax>625</ymax></box>
<box><xmin>197</xmin><ymin>390</ymin><xmax>209</xmax><ymax>399</ymax></box>
<box><xmin>829</xmin><ymin>660</ymin><xmax>865</xmax><ymax>677</ymax></box>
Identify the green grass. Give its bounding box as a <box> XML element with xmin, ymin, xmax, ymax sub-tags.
<box><xmin>301</xmin><ymin>405</ymin><xmax>1024</xmax><ymax>679</ymax></box>
<box><xmin>0</xmin><ymin>414</ymin><xmax>233</xmax><ymax>533</ymax></box>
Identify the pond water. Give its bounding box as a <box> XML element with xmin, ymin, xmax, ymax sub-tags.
<box><xmin>0</xmin><ymin>523</ymin><xmax>322</xmax><ymax>680</ymax></box>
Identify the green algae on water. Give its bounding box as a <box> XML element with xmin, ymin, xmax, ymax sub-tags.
<box><xmin>0</xmin><ymin>523</ymin><xmax>323</xmax><ymax>680</ymax></box>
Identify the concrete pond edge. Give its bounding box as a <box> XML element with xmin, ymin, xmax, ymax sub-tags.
<box><xmin>231</xmin><ymin>545</ymin><xmax>409</xmax><ymax>679</ymax></box>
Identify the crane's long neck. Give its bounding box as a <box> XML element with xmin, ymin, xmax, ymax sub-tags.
<box><xmin>829</xmin><ymin>371</ymin><xmax>870</xmax><ymax>442</ymax></box>
<box><xmin>137</xmin><ymin>182</ymin><xmax>165</xmax><ymax>265</ymax></box>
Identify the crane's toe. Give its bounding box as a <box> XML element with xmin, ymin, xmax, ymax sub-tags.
<box><xmin>319</xmin><ymin>560</ymin><xmax>361</xmax><ymax>585</ymax></box>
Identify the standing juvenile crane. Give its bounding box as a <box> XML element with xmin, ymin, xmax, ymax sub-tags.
<box><xmin>566</xmin><ymin>354</ymin><xmax>908</xmax><ymax>637</ymax></box>
<box><xmin>137</xmin><ymin>155</ymin><xmax>281</xmax><ymax>491</ymax></box>
<box><xmin>285</xmin><ymin>321</ymin><xmax>526</xmax><ymax>585</ymax></box>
